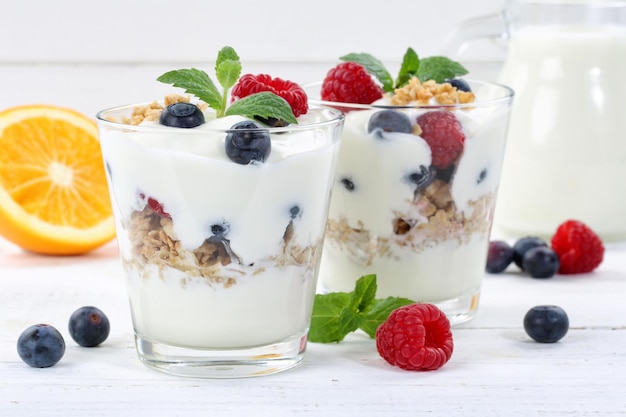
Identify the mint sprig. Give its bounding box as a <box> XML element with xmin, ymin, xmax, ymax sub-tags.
<box><xmin>309</xmin><ymin>275</ymin><xmax>416</xmax><ymax>343</ymax></box>
<box><xmin>340</xmin><ymin>52</ymin><xmax>394</xmax><ymax>92</ymax></box>
<box><xmin>156</xmin><ymin>46</ymin><xmax>297</xmax><ymax>124</ymax></box>
<box><xmin>416</xmin><ymin>56</ymin><xmax>469</xmax><ymax>84</ymax></box>
<box><xmin>340</xmin><ymin>47</ymin><xmax>468</xmax><ymax>92</ymax></box>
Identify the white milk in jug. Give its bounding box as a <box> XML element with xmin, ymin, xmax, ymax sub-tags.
<box><xmin>494</xmin><ymin>25</ymin><xmax>626</xmax><ymax>241</ymax></box>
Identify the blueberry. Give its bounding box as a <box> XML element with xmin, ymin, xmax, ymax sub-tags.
<box><xmin>524</xmin><ymin>305</ymin><xmax>569</xmax><ymax>343</ymax></box>
<box><xmin>445</xmin><ymin>78</ymin><xmax>472</xmax><ymax>92</ymax></box>
<box><xmin>486</xmin><ymin>240</ymin><xmax>514</xmax><ymax>273</ymax></box>
<box><xmin>17</xmin><ymin>324</ymin><xmax>65</xmax><ymax>367</ymax></box>
<box><xmin>513</xmin><ymin>236</ymin><xmax>548</xmax><ymax>270</ymax></box>
<box><xmin>406</xmin><ymin>165</ymin><xmax>435</xmax><ymax>192</ymax></box>
<box><xmin>254</xmin><ymin>116</ymin><xmax>289</xmax><ymax>127</ymax></box>
<box><xmin>340</xmin><ymin>177</ymin><xmax>356</xmax><ymax>191</ymax></box>
<box><xmin>477</xmin><ymin>168</ymin><xmax>488</xmax><ymax>185</ymax></box>
<box><xmin>522</xmin><ymin>246</ymin><xmax>560</xmax><ymax>279</ymax></box>
<box><xmin>367</xmin><ymin>110</ymin><xmax>412</xmax><ymax>137</ymax></box>
<box><xmin>289</xmin><ymin>205</ymin><xmax>301</xmax><ymax>219</ymax></box>
<box><xmin>210</xmin><ymin>222</ymin><xmax>230</xmax><ymax>237</ymax></box>
<box><xmin>436</xmin><ymin>164</ymin><xmax>456</xmax><ymax>183</ymax></box>
<box><xmin>225</xmin><ymin>121</ymin><xmax>271</xmax><ymax>164</ymax></box>
<box><xmin>159</xmin><ymin>102</ymin><xmax>205</xmax><ymax>128</ymax></box>
<box><xmin>68</xmin><ymin>306</ymin><xmax>110</xmax><ymax>347</ymax></box>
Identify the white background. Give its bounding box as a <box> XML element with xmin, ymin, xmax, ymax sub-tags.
<box><xmin>0</xmin><ymin>0</ymin><xmax>505</xmax><ymax>117</ymax></box>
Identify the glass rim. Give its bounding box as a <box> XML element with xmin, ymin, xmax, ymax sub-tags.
<box><xmin>95</xmin><ymin>102</ymin><xmax>345</xmax><ymax>134</ymax></box>
<box><xmin>303</xmin><ymin>79</ymin><xmax>515</xmax><ymax>111</ymax></box>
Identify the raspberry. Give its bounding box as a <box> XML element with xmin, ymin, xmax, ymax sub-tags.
<box><xmin>139</xmin><ymin>193</ymin><xmax>170</xmax><ymax>218</ymax></box>
<box><xmin>321</xmin><ymin>62</ymin><xmax>384</xmax><ymax>105</ymax></box>
<box><xmin>416</xmin><ymin>110</ymin><xmax>465</xmax><ymax>170</ymax></box>
<box><xmin>231</xmin><ymin>74</ymin><xmax>308</xmax><ymax>117</ymax></box>
<box><xmin>551</xmin><ymin>219</ymin><xmax>604</xmax><ymax>274</ymax></box>
<box><xmin>375</xmin><ymin>303</ymin><xmax>453</xmax><ymax>371</ymax></box>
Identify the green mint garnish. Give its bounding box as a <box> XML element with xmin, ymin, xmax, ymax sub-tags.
<box><xmin>157</xmin><ymin>46</ymin><xmax>297</xmax><ymax>124</ymax></box>
<box><xmin>341</xmin><ymin>47</ymin><xmax>469</xmax><ymax>92</ymax></box>
<box><xmin>225</xmin><ymin>92</ymin><xmax>297</xmax><ymax>123</ymax></box>
<box><xmin>157</xmin><ymin>68</ymin><xmax>224</xmax><ymax>112</ymax></box>
<box><xmin>395</xmin><ymin>47</ymin><xmax>420</xmax><ymax>88</ymax></box>
<box><xmin>416</xmin><ymin>56</ymin><xmax>469</xmax><ymax>84</ymax></box>
<box><xmin>308</xmin><ymin>274</ymin><xmax>416</xmax><ymax>343</ymax></box>
<box><xmin>340</xmin><ymin>52</ymin><xmax>395</xmax><ymax>92</ymax></box>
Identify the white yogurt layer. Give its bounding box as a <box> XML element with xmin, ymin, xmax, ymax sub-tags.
<box><xmin>99</xmin><ymin>107</ymin><xmax>341</xmax><ymax>348</ymax></box>
<box><xmin>319</xmin><ymin>99</ymin><xmax>510</xmax><ymax>303</ymax></box>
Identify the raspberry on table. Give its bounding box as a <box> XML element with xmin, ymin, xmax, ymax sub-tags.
<box><xmin>416</xmin><ymin>110</ymin><xmax>465</xmax><ymax>170</ymax></box>
<box><xmin>551</xmin><ymin>219</ymin><xmax>604</xmax><ymax>274</ymax></box>
<box><xmin>375</xmin><ymin>303</ymin><xmax>453</xmax><ymax>371</ymax></box>
<box><xmin>231</xmin><ymin>74</ymin><xmax>308</xmax><ymax>117</ymax></box>
<box><xmin>321</xmin><ymin>62</ymin><xmax>384</xmax><ymax>105</ymax></box>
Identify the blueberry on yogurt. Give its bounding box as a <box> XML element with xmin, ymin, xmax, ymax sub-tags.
<box><xmin>406</xmin><ymin>165</ymin><xmax>436</xmax><ymax>192</ymax></box>
<box><xmin>445</xmin><ymin>78</ymin><xmax>472</xmax><ymax>93</ymax></box>
<box><xmin>210</xmin><ymin>222</ymin><xmax>230</xmax><ymax>238</ymax></box>
<box><xmin>289</xmin><ymin>205</ymin><xmax>302</xmax><ymax>219</ymax></box>
<box><xmin>159</xmin><ymin>102</ymin><xmax>205</xmax><ymax>128</ymax></box>
<box><xmin>225</xmin><ymin>121</ymin><xmax>271</xmax><ymax>164</ymax></box>
<box><xmin>340</xmin><ymin>177</ymin><xmax>356</xmax><ymax>192</ymax></box>
<box><xmin>367</xmin><ymin>110</ymin><xmax>412</xmax><ymax>137</ymax></box>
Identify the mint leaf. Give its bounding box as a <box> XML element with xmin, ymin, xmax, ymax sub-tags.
<box><xmin>338</xmin><ymin>307</ymin><xmax>362</xmax><ymax>337</ymax></box>
<box><xmin>340</xmin><ymin>52</ymin><xmax>394</xmax><ymax>92</ymax></box>
<box><xmin>349</xmin><ymin>273</ymin><xmax>377</xmax><ymax>312</ymax></box>
<box><xmin>309</xmin><ymin>292</ymin><xmax>351</xmax><ymax>343</ymax></box>
<box><xmin>395</xmin><ymin>47</ymin><xmax>420</xmax><ymax>89</ymax></box>
<box><xmin>309</xmin><ymin>275</ymin><xmax>417</xmax><ymax>343</ymax></box>
<box><xmin>416</xmin><ymin>56</ymin><xmax>469</xmax><ymax>83</ymax></box>
<box><xmin>157</xmin><ymin>68</ymin><xmax>223</xmax><ymax>112</ymax></box>
<box><xmin>157</xmin><ymin>46</ymin><xmax>298</xmax><ymax>122</ymax></box>
<box><xmin>216</xmin><ymin>59</ymin><xmax>241</xmax><ymax>91</ymax></box>
<box><xmin>225</xmin><ymin>92</ymin><xmax>298</xmax><ymax>124</ymax></box>
<box><xmin>215</xmin><ymin>46</ymin><xmax>241</xmax><ymax>91</ymax></box>
<box><xmin>360</xmin><ymin>296</ymin><xmax>416</xmax><ymax>338</ymax></box>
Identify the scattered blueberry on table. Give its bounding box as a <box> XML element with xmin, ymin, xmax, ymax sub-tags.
<box><xmin>524</xmin><ymin>305</ymin><xmax>569</xmax><ymax>343</ymax></box>
<box><xmin>68</xmin><ymin>306</ymin><xmax>111</xmax><ymax>347</ymax></box>
<box><xmin>17</xmin><ymin>324</ymin><xmax>66</xmax><ymax>368</ymax></box>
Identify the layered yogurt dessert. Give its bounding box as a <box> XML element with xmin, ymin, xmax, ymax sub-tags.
<box><xmin>312</xmin><ymin>50</ymin><xmax>513</xmax><ymax>322</ymax></box>
<box><xmin>96</xmin><ymin>48</ymin><xmax>343</xmax><ymax>374</ymax></box>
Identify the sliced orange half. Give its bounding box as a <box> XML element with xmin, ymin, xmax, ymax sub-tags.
<box><xmin>0</xmin><ymin>104</ymin><xmax>115</xmax><ymax>255</ymax></box>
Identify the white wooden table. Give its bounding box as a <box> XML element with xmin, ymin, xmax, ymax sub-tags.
<box><xmin>1</xmin><ymin>235</ymin><xmax>625</xmax><ymax>417</ymax></box>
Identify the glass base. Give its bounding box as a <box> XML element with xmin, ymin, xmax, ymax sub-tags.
<box><xmin>134</xmin><ymin>333</ymin><xmax>307</xmax><ymax>378</ymax></box>
<box><xmin>435</xmin><ymin>288</ymin><xmax>481</xmax><ymax>326</ymax></box>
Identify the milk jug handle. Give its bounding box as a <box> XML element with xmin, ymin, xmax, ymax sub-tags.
<box><xmin>442</xmin><ymin>12</ymin><xmax>507</xmax><ymax>59</ymax></box>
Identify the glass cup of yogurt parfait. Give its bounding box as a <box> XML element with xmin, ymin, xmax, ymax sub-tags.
<box><xmin>307</xmin><ymin>54</ymin><xmax>514</xmax><ymax>325</ymax></box>
<box><xmin>96</xmin><ymin>53</ymin><xmax>344</xmax><ymax>378</ymax></box>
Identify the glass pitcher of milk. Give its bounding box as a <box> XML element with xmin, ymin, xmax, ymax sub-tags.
<box><xmin>445</xmin><ymin>0</ymin><xmax>626</xmax><ymax>241</ymax></box>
